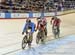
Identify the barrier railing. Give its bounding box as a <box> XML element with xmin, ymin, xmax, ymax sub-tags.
<box><xmin>0</xmin><ymin>9</ymin><xmax>75</xmax><ymax>19</ymax></box>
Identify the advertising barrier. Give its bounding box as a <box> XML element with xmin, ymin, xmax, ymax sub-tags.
<box><xmin>0</xmin><ymin>13</ymin><xmax>5</xmax><ymax>18</ymax></box>
<box><xmin>11</xmin><ymin>13</ymin><xmax>29</xmax><ymax>18</ymax></box>
<box><xmin>0</xmin><ymin>10</ymin><xmax>75</xmax><ymax>19</ymax></box>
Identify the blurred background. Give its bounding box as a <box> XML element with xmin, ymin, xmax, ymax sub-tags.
<box><xmin>0</xmin><ymin>0</ymin><xmax>75</xmax><ymax>13</ymax></box>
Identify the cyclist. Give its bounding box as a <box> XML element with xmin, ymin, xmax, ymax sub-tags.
<box><xmin>22</xmin><ymin>19</ymin><xmax>36</xmax><ymax>44</ymax></box>
<box><xmin>36</xmin><ymin>17</ymin><xmax>45</xmax><ymax>31</ymax></box>
<box><xmin>50</xmin><ymin>16</ymin><xmax>61</xmax><ymax>37</ymax></box>
<box><xmin>36</xmin><ymin>17</ymin><xmax>46</xmax><ymax>44</ymax></box>
<box><xmin>41</xmin><ymin>17</ymin><xmax>47</xmax><ymax>37</ymax></box>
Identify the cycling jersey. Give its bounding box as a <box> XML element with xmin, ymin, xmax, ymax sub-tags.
<box><xmin>23</xmin><ymin>22</ymin><xmax>35</xmax><ymax>33</ymax></box>
<box><xmin>37</xmin><ymin>20</ymin><xmax>45</xmax><ymax>31</ymax></box>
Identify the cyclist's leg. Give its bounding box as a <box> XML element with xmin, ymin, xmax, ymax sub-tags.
<box><xmin>45</xmin><ymin>24</ymin><xmax>47</xmax><ymax>36</ymax></box>
<box><xmin>41</xmin><ymin>31</ymin><xmax>45</xmax><ymax>43</ymax></box>
<box><xmin>57</xmin><ymin>26</ymin><xmax>60</xmax><ymax>37</ymax></box>
<box><xmin>26</xmin><ymin>31</ymin><xmax>29</xmax><ymax>41</ymax></box>
<box><xmin>36</xmin><ymin>30</ymin><xmax>41</xmax><ymax>44</ymax></box>
<box><xmin>29</xmin><ymin>33</ymin><xmax>33</xmax><ymax>43</ymax></box>
<box><xmin>52</xmin><ymin>25</ymin><xmax>57</xmax><ymax>38</ymax></box>
<box><xmin>45</xmin><ymin>27</ymin><xmax>47</xmax><ymax>37</ymax></box>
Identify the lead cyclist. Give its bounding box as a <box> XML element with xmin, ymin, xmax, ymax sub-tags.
<box><xmin>22</xmin><ymin>19</ymin><xmax>36</xmax><ymax>46</ymax></box>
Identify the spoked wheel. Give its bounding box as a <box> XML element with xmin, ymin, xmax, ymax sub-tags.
<box><xmin>44</xmin><ymin>27</ymin><xmax>47</xmax><ymax>38</ymax></box>
<box><xmin>22</xmin><ymin>36</ymin><xmax>27</xmax><ymax>49</ymax></box>
<box><xmin>36</xmin><ymin>32</ymin><xmax>40</xmax><ymax>44</ymax></box>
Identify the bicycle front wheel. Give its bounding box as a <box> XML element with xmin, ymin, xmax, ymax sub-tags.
<box><xmin>22</xmin><ymin>36</ymin><xmax>27</xmax><ymax>49</ymax></box>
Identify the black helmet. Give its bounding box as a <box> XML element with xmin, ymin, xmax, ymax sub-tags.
<box><xmin>28</xmin><ymin>19</ymin><xmax>31</xmax><ymax>23</ymax></box>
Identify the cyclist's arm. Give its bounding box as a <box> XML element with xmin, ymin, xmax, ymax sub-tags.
<box><xmin>23</xmin><ymin>23</ymin><xmax>27</xmax><ymax>33</ymax></box>
<box><xmin>34</xmin><ymin>23</ymin><xmax>36</xmax><ymax>31</ymax></box>
<box><xmin>50</xmin><ymin>17</ymin><xmax>54</xmax><ymax>24</ymax></box>
<box><xmin>50</xmin><ymin>18</ymin><xmax>53</xmax><ymax>24</ymax></box>
<box><xmin>36</xmin><ymin>23</ymin><xmax>39</xmax><ymax>30</ymax></box>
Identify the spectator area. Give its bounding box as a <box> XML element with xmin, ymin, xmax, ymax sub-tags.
<box><xmin>0</xmin><ymin>0</ymin><xmax>75</xmax><ymax>13</ymax></box>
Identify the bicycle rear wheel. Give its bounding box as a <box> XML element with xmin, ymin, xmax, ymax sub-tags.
<box><xmin>41</xmin><ymin>31</ymin><xmax>45</xmax><ymax>44</ymax></box>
